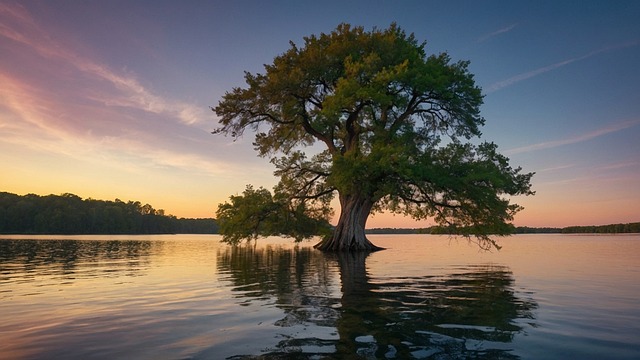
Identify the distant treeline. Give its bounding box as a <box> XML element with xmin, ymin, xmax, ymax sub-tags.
<box><xmin>3</xmin><ymin>191</ymin><xmax>637</xmax><ymax>236</ymax></box>
<box><xmin>365</xmin><ymin>228</ymin><xmax>419</xmax><ymax>234</ymax></box>
<box><xmin>0</xmin><ymin>192</ymin><xmax>218</xmax><ymax>235</ymax></box>
<box><xmin>367</xmin><ymin>223</ymin><xmax>640</xmax><ymax>235</ymax></box>
<box><xmin>555</xmin><ymin>223</ymin><xmax>640</xmax><ymax>234</ymax></box>
<box><xmin>514</xmin><ymin>223</ymin><xmax>639</xmax><ymax>234</ymax></box>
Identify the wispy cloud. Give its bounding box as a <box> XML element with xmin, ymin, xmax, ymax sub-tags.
<box><xmin>0</xmin><ymin>2</ymin><xmax>244</xmax><ymax>181</ymax></box>
<box><xmin>477</xmin><ymin>23</ymin><xmax>518</xmax><ymax>43</ymax></box>
<box><xmin>505</xmin><ymin>119</ymin><xmax>640</xmax><ymax>155</ymax></box>
<box><xmin>486</xmin><ymin>40</ymin><xmax>640</xmax><ymax>93</ymax></box>
<box><xmin>597</xmin><ymin>160</ymin><xmax>640</xmax><ymax>171</ymax></box>
<box><xmin>0</xmin><ymin>72</ymin><xmax>230</xmax><ymax>177</ymax></box>
<box><xmin>537</xmin><ymin>164</ymin><xmax>576</xmax><ymax>173</ymax></box>
<box><xmin>0</xmin><ymin>2</ymin><xmax>204</xmax><ymax>125</ymax></box>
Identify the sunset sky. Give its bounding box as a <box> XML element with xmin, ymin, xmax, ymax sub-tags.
<box><xmin>1</xmin><ymin>1</ymin><xmax>639</xmax><ymax>228</ymax></box>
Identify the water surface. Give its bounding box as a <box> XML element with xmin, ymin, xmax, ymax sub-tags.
<box><xmin>1</xmin><ymin>234</ymin><xmax>638</xmax><ymax>359</ymax></box>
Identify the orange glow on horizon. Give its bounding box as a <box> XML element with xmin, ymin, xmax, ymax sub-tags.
<box><xmin>2</xmin><ymin>2</ymin><xmax>639</xmax><ymax>231</ymax></box>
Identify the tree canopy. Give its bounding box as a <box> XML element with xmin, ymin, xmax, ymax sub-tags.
<box><xmin>214</xmin><ymin>23</ymin><xmax>534</xmax><ymax>251</ymax></box>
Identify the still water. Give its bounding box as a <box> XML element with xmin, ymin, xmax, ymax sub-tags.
<box><xmin>1</xmin><ymin>234</ymin><xmax>639</xmax><ymax>359</ymax></box>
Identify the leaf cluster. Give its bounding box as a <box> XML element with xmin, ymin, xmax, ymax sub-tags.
<box><xmin>215</xmin><ymin>185</ymin><xmax>332</xmax><ymax>244</ymax></box>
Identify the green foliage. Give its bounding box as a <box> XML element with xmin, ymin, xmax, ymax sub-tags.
<box><xmin>214</xmin><ymin>23</ymin><xmax>534</xmax><ymax>249</ymax></box>
<box><xmin>0</xmin><ymin>192</ymin><xmax>217</xmax><ymax>234</ymax></box>
<box><xmin>216</xmin><ymin>185</ymin><xmax>332</xmax><ymax>244</ymax></box>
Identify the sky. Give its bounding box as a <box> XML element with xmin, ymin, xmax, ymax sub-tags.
<box><xmin>1</xmin><ymin>0</ymin><xmax>639</xmax><ymax>228</ymax></box>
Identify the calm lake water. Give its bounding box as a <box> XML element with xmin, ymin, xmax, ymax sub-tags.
<box><xmin>1</xmin><ymin>234</ymin><xmax>639</xmax><ymax>359</ymax></box>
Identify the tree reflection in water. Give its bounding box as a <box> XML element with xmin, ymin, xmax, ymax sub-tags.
<box><xmin>218</xmin><ymin>245</ymin><xmax>537</xmax><ymax>359</ymax></box>
<box><xmin>217</xmin><ymin>244</ymin><xmax>342</xmax><ymax>355</ymax></box>
<box><xmin>0</xmin><ymin>238</ymin><xmax>156</xmax><ymax>280</ymax></box>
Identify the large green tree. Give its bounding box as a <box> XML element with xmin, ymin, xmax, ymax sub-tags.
<box><xmin>213</xmin><ymin>24</ymin><xmax>534</xmax><ymax>251</ymax></box>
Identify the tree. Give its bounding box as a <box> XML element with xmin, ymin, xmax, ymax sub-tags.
<box><xmin>216</xmin><ymin>185</ymin><xmax>332</xmax><ymax>244</ymax></box>
<box><xmin>213</xmin><ymin>23</ymin><xmax>534</xmax><ymax>251</ymax></box>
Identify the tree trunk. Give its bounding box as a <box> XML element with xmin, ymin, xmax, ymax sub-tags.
<box><xmin>314</xmin><ymin>193</ymin><xmax>384</xmax><ymax>252</ymax></box>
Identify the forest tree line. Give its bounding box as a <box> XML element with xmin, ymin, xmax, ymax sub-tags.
<box><xmin>367</xmin><ymin>223</ymin><xmax>640</xmax><ymax>235</ymax></box>
<box><xmin>0</xmin><ymin>192</ymin><xmax>218</xmax><ymax>234</ymax></box>
<box><xmin>2</xmin><ymin>192</ymin><xmax>636</xmax><ymax>236</ymax></box>
<box><xmin>556</xmin><ymin>223</ymin><xmax>640</xmax><ymax>234</ymax></box>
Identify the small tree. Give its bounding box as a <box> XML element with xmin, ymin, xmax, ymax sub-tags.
<box><xmin>214</xmin><ymin>24</ymin><xmax>534</xmax><ymax>251</ymax></box>
<box><xmin>215</xmin><ymin>185</ymin><xmax>332</xmax><ymax>244</ymax></box>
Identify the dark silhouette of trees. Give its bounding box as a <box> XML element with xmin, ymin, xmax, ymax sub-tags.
<box><xmin>174</xmin><ymin>217</ymin><xmax>219</xmax><ymax>234</ymax></box>
<box><xmin>560</xmin><ymin>222</ymin><xmax>640</xmax><ymax>234</ymax></box>
<box><xmin>514</xmin><ymin>226</ymin><xmax>562</xmax><ymax>234</ymax></box>
<box><xmin>369</xmin><ymin>224</ymin><xmax>640</xmax><ymax>234</ymax></box>
<box><xmin>512</xmin><ymin>224</ymin><xmax>639</xmax><ymax>234</ymax></box>
<box><xmin>213</xmin><ymin>23</ymin><xmax>534</xmax><ymax>251</ymax></box>
<box><xmin>0</xmin><ymin>192</ymin><xmax>218</xmax><ymax>234</ymax></box>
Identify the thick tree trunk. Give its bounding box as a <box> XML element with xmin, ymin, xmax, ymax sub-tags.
<box><xmin>314</xmin><ymin>194</ymin><xmax>384</xmax><ymax>252</ymax></box>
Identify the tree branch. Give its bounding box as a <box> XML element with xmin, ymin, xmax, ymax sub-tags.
<box><xmin>344</xmin><ymin>102</ymin><xmax>367</xmax><ymax>152</ymax></box>
<box><xmin>389</xmin><ymin>93</ymin><xmax>419</xmax><ymax>133</ymax></box>
<box><xmin>297</xmin><ymin>99</ymin><xmax>338</xmax><ymax>153</ymax></box>
<box><xmin>291</xmin><ymin>187</ymin><xmax>336</xmax><ymax>200</ymax></box>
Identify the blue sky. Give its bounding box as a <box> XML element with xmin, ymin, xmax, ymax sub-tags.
<box><xmin>1</xmin><ymin>0</ymin><xmax>639</xmax><ymax>227</ymax></box>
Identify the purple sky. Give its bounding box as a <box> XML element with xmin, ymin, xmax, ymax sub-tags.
<box><xmin>1</xmin><ymin>1</ymin><xmax>639</xmax><ymax>227</ymax></box>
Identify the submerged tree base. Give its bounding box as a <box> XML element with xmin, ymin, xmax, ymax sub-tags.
<box><xmin>314</xmin><ymin>235</ymin><xmax>385</xmax><ymax>252</ymax></box>
<box><xmin>313</xmin><ymin>194</ymin><xmax>385</xmax><ymax>252</ymax></box>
